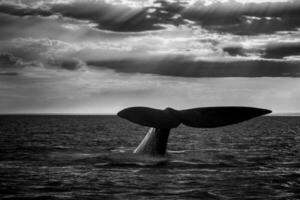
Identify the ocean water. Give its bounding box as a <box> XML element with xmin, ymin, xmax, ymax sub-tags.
<box><xmin>0</xmin><ymin>115</ymin><xmax>300</xmax><ymax>200</ymax></box>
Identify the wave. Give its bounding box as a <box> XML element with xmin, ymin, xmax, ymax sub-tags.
<box><xmin>53</xmin><ymin>152</ymin><xmax>237</xmax><ymax>168</ymax></box>
<box><xmin>167</xmin><ymin>150</ymin><xmax>188</xmax><ymax>154</ymax></box>
<box><xmin>90</xmin><ymin>159</ymin><xmax>237</xmax><ymax>169</ymax></box>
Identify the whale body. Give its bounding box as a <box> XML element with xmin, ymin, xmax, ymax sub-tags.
<box><xmin>118</xmin><ymin>106</ymin><xmax>271</xmax><ymax>157</ymax></box>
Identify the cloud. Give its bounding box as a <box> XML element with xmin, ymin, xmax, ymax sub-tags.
<box><xmin>222</xmin><ymin>45</ymin><xmax>248</xmax><ymax>56</ymax></box>
<box><xmin>51</xmin><ymin>0</ymin><xmax>165</xmax><ymax>32</ymax></box>
<box><xmin>0</xmin><ymin>11</ymin><xmax>126</xmax><ymax>44</ymax></box>
<box><xmin>222</xmin><ymin>41</ymin><xmax>300</xmax><ymax>59</ymax></box>
<box><xmin>1</xmin><ymin>17</ymin><xmax>299</xmax><ymax>78</ymax></box>
<box><xmin>0</xmin><ymin>12</ymin><xmax>71</xmax><ymax>41</ymax></box>
<box><xmin>263</xmin><ymin>42</ymin><xmax>300</xmax><ymax>59</ymax></box>
<box><xmin>0</xmin><ymin>72</ymin><xmax>19</xmax><ymax>76</ymax></box>
<box><xmin>182</xmin><ymin>0</ymin><xmax>300</xmax><ymax>35</ymax></box>
<box><xmin>0</xmin><ymin>52</ymin><xmax>19</xmax><ymax>68</ymax></box>
<box><xmin>0</xmin><ymin>1</ymin><xmax>187</xmax><ymax>33</ymax></box>
<box><xmin>0</xmin><ymin>0</ymin><xmax>174</xmax><ymax>32</ymax></box>
<box><xmin>0</xmin><ymin>37</ymin><xmax>81</xmax><ymax>71</ymax></box>
<box><xmin>0</xmin><ymin>2</ymin><xmax>51</xmax><ymax>17</ymax></box>
<box><xmin>1</xmin><ymin>0</ymin><xmax>300</xmax><ymax>35</ymax></box>
<box><xmin>0</xmin><ymin>52</ymin><xmax>41</xmax><ymax>71</ymax></box>
<box><xmin>59</xmin><ymin>58</ymin><xmax>86</xmax><ymax>70</ymax></box>
<box><xmin>87</xmin><ymin>55</ymin><xmax>300</xmax><ymax>77</ymax></box>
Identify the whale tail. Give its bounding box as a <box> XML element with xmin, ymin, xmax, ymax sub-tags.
<box><xmin>117</xmin><ymin>106</ymin><xmax>271</xmax><ymax>156</ymax></box>
<box><xmin>118</xmin><ymin>106</ymin><xmax>271</xmax><ymax>129</ymax></box>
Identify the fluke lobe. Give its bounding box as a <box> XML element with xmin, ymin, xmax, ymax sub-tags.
<box><xmin>118</xmin><ymin>107</ymin><xmax>271</xmax><ymax>156</ymax></box>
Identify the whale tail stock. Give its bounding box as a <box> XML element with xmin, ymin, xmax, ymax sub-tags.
<box><xmin>117</xmin><ymin>107</ymin><xmax>271</xmax><ymax>156</ymax></box>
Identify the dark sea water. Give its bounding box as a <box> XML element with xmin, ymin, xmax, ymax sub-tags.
<box><xmin>0</xmin><ymin>115</ymin><xmax>300</xmax><ymax>200</ymax></box>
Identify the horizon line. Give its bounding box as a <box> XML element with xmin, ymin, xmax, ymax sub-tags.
<box><xmin>0</xmin><ymin>112</ymin><xmax>299</xmax><ymax>116</ymax></box>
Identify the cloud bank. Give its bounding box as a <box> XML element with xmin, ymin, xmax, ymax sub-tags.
<box><xmin>1</xmin><ymin>0</ymin><xmax>300</xmax><ymax>35</ymax></box>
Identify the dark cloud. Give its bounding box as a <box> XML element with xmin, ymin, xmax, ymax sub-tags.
<box><xmin>50</xmin><ymin>0</ymin><xmax>188</xmax><ymax>32</ymax></box>
<box><xmin>0</xmin><ymin>53</ymin><xmax>20</xmax><ymax>68</ymax></box>
<box><xmin>0</xmin><ymin>52</ymin><xmax>43</xmax><ymax>70</ymax></box>
<box><xmin>0</xmin><ymin>0</ymin><xmax>186</xmax><ymax>32</ymax></box>
<box><xmin>59</xmin><ymin>59</ymin><xmax>85</xmax><ymax>70</ymax></box>
<box><xmin>223</xmin><ymin>46</ymin><xmax>247</xmax><ymax>56</ymax></box>
<box><xmin>1</xmin><ymin>1</ymin><xmax>300</xmax><ymax>35</ymax></box>
<box><xmin>51</xmin><ymin>1</ymin><xmax>162</xmax><ymax>32</ymax></box>
<box><xmin>182</xmin><ymin>1</ymin><xmax>300</xmax><ymax>35</ymax></box>
<box><xmin>0</xmin><ymin>72</ymin><xmax>19</xmax><ymax>76</ymax></box>
<box><xmin>223</xmin><ymin>42</ymin><xmax>300</xmax><ymax>59</ymax></box>
<box><xmin>0</xmin><ymin>1</ymin><xmax>183</xmax><ymax>32</ymax></box>
<box><xmin>263</xmin><ymin>42</ymin><xmax>300</xmax><ymax>59</ymax></box>
<box><xmin>87</xmin><ymin>56</ymin><xmax>300</xmax><ymax>77</ymax></box>
<box><xmin>0</xmin><ymin>2</ymin><xmax>51</xmax><ymax>17</ymax></box>
<box><xmin>0</xmin><ymin>12</ymin><xmax>122</xmax><ymax>44</ymax></box>
<box><xmin>0</xmin><ymin>53</ymin><xmax>22</xmax><ymax>76</ymax></box>
<box><xmin>0</xmin><ymin>12</ymin><xmax>69</xmax><ymax>41</ymax></box>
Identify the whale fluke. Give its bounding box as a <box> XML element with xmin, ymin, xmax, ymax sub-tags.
<box><xmin>117</xmin><ymin>106</ymin><xmax>271</xmax><ymax>156</ymax></box>
<box><xmin>117</xmin><ymin>107</ymin><xmax>181</xmax><ymax>128</ymax></box>
<box><xmin>178</xmin><ymin>107</ymin><xmax>272</xmax><ymax>128</ymax></box>
<box><xmin>118</xmin><ymin>106</ymin><xmax>271</xmax><ymax>128</ymax></box>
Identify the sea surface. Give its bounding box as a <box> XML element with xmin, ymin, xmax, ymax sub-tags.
<box><xmin>0</xmin><ymin>115</ymin><xmax>300</xmax><ymax>200</ymax></box>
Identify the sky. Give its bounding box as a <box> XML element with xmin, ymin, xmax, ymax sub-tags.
<box><xmin>0</xmin><ymin>0</ymin><xmax>300</xmax><ymax>114</ymax></box>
